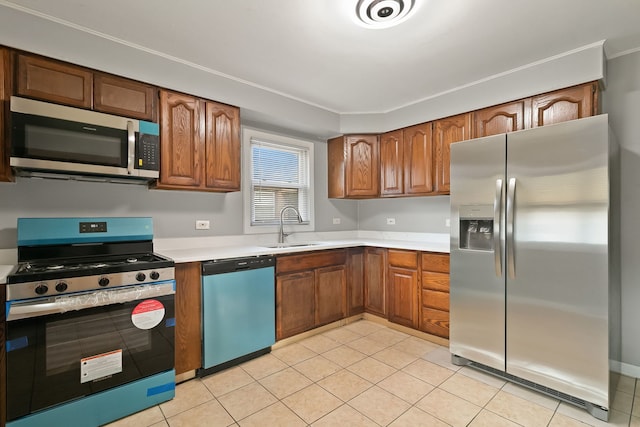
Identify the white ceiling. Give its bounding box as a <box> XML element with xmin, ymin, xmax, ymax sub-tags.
<box><xmin>3</xmin><ymin>0</ymin><xmax>640</xmax><ymax>115</ymax></box>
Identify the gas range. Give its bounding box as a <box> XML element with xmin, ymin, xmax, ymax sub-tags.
<box><xmin>6</xmin><ymin>217</ymin><xmax>175</xmax><ymax>301</ymax></box>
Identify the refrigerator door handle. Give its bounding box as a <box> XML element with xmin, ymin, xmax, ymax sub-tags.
<box><xmin>494</xmin><ymin>178</ymin><xmax>503</xmax><ymax>277</ymax></box>
<box><xmin>506</xmin><ymin>177</ymin><xmax>517</xmax><ymax>279</ymax></box>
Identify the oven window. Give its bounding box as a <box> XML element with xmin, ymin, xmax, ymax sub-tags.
<box><xmin>6</xmin><ymin>295</ymin><xmax>175</xmax><ymax>421</ymax></box>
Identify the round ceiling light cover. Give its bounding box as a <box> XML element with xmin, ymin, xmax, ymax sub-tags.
<box><xmin>355</xmin><ymin>0</ymin><xmax>415</xmax><ymax>28</ymax></box>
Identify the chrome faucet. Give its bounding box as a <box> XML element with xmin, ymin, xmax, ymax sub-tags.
<box><xmin>279</xmin><ymin>205</ymin><xmax>303</xmax><ymax>244</ymax></box>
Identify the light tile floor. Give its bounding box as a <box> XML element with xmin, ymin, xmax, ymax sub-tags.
<box><xmin>105</xmin><ymin>320</ymin><xmax>639</xmax><ymax>427</ymax></box>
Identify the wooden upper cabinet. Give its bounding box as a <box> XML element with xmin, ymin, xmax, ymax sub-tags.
<box><xmin>0</xmin><ymin>47</ymin><xmax>11</xmax><ymax>182</ymax></box>
<box><xmin>403</xmin><ymin>122</ymin><xmax>434</xmax><ymax>195</ymax></box>
<box><xmin>16</xmin><ymin>53</ymin><xmax>93</xmax><ymax>108</ymax></box>
<box><xmin>380</xmin><ymin>130</ymin><xmax>404</xmax><ymax>196</ymax></box>
<box><xmin>474</xmin><ymin>100</ymin><xmax>528</xmax><ymax>137</ymax></box>
<box><xmin>204</xmin><ymin>101</ymin><xmax>241</xmax><ymax>191</ymax></box>
<box><xmin>433</xmin><ymin>113</ymin><xmax>473</xmax><ymax>194</ymax></box>
<box><xmin>328</xmin><ymin>135</ymin><xmax>379</xmax><ymax>198</ymax></box>
<box><xmin>531</xmin><ymin>82</ymin><xmax>597</xmax><ymax>127</ymax></box>
<box><xmin>94</xmin><ymin>73</ymin><xmax>157</xmax><ymax>121</ymax></box>
<box><xmin>156</xmin><ymin>91</ymin><xmax>240</xmax><ymax>192</ymax></box>
<box><xmin>157</xmin><ymin>90</ymin><xmax>204</xmax><ymax>188</ymax></box>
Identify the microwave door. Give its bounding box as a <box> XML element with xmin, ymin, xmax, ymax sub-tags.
<box><xmin>449</xmin><ymin>133</ymin><xmax>506</xmax><ymax>371</ymax></box>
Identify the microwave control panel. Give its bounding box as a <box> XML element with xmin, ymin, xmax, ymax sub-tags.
<box><xmin>137</xmin><ymin>133</ymin><xmax>159</xmax><ymax>171</ymax></box>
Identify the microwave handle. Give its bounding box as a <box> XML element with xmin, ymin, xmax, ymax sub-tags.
<box><xmin>127</xmin><ymin>120</ymin><xmax>135</xmax><ymax>175</ymax></box>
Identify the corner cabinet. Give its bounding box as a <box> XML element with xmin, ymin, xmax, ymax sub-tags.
<box><xmin>0</xmin><ymin>47</ymin><xmax>11</xmax><ymax>182</ymax></box>
<box><xmin>380</xmin><ymin>123</ymin><xmax>435</xmax><ymax>197</ymax></box>
<box><xmin>155</xmin><ymin>89</ymin><xmax>240</xmax><ymax>192</ymax></box>
<box><xmin>433</xmin><ymin>113</ymin><xmax>473</xmax><ymax>194</ymax></box>
<box><xmin>364</xmin><ymin>247</ymin><xmax>387</xmax><ymax>317</ymax></box>
<box><xmin>328</xmin><ymin>134</ymin><xmax>379</xmax><ymax>198</ymax></box>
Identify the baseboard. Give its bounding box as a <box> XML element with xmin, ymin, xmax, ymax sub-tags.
<box><xmin>619</xmin><ymin>361</ymin><xmax>640</xmax><ymax>378</ymax></box>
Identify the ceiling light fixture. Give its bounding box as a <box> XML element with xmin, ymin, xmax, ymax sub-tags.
<box><xmin>355</xmin><ymin>0</ymin><xmax>415</xmax><ymax>29</ymax></box>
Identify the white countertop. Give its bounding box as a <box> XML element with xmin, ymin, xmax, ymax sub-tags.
<box><xmin>0</xmin><ymin>265</ymin><xmax>15</xmax><ymax>284</ymax></box>
<box><xmin>156</xmin><ymin>231</ymin><xmax>450</xmax><ymax>263</ymax></box>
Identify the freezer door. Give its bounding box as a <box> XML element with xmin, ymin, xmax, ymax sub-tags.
<box><xmin>505</xmin><ymin>115</ymin><xmax>610</xmax><ymax>407</ymax></box>
<box><xmin>450</xmin><ymin>134</ymin><xmax>506</xmax><ymax>371</ymax></box>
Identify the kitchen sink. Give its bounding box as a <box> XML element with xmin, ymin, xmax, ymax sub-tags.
<box><xmin>263</xmin><ymin>242</ymin><xmax>321</xmax><ymax>249</ymax></box>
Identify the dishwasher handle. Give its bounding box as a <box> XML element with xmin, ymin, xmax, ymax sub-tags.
<box><xmin>202</xmin><ymin>255</ymin><xmax>275</xmax><ymax>275</ymax></box>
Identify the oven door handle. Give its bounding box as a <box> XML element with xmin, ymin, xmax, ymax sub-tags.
<box><xmin>7</xmin><ymin>282</ymin><xmax>175</xmax><ymax>321</ymax></box>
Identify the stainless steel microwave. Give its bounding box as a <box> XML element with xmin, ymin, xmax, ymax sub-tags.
<box><xmin>10</xmin><ymin>96</ymin><xmax>160</xmax><ymax>182</ymax></box>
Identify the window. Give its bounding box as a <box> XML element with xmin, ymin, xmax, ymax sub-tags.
<box><xmin>243</xmin><ymin>128</ymin><xmax>314</xmax><ymax>234</ymax></box>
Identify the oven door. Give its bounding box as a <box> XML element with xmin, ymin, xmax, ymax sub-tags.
<box><xmin>5</xmin><ymin>282</ymin><xmax>175</xmax><ymax>422</ymax></box>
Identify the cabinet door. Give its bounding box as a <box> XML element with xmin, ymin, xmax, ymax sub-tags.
<box><xmin>204</xmin><ymin>101</ymin><xmax>241</xmax><ymax>191</ymax></box>
<box><xmin>434</xmin><ymin>113</ymin><xmax>473</xmax><ymax>194</ymax></box>
<box><xmin>380</xmin><ymin>130</ymin><xmax>404</xmax><ymax>196</ymax></box>
<box><xmin>345</xmin><ymin>135</ymin><xmax>379</xmax><ymax>197</ymax></box>
<box><xmin>474</xmin><ymin>100</ymin><xmax>527</xmax><ymax>137</ymax></box>
<box><xmin>16</xmin><ymin>54</ymin><xmax>92</xmax><ymax>108</ymax></box>
<box><xmin>158</xmin><ymin>90</ymin><xmax>204</xmax><ymax>189</ymax></box>
<box><xmin>388</xmin><ymin>266</ymin><xmax>419</xmax><ymax>328</ymax></box>
<box><xmin>0</xmin><ymin>47</ymin><xmax>11</xmax><ymax>182</ymax></box>
<box><xmin>364</xmin><ymin>247</ymin><xmax>387</xmax><ymax>317</ymax></box>
<box><xmin>276</xmin><ymin>271</ymin><xmax>315</xmax><ymax>340</ymax></box>
<box><xmin>531</xmin><ymin>82</ymin><xmax>597</xmax><ymax>127</ymax></box>
<box><xmin>347</xmin><ymin>248</ymin><xmax>365</xmax><ymax>316</ymax></box>
<box><xmin>404</xmin><ymin>122</ymin><xmax>434</xmax><ymax>195</ymax></box>
<box><xmin>94</xmin><ymin>74</ymin><xmax>157</xmax><ymax>121</ymax></box>
<box><xmin>315</xmin><ymin>265</ymin><xmax>347</xmax><ymax>326</ymax></box>
<box><xmin>175</xmin><ymin>262</ymin><xmax>202</xmax><ymax>375</ymax></box>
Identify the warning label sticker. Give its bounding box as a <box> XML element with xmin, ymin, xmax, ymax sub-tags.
<box><xmin>81</xmin><ymin>349</ymin><xmax>123</xmax><ymax>383</ymax></box>
<box><xmin>131</xmin><ymin>299</ymin><xmax>165</xmax><ymax>330</ymax></box>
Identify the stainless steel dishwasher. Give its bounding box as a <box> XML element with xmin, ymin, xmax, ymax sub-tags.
<box><xmin>198</xmin><ymin>255</ymin><xmax>275</xmax><ymax>377</ymax></box>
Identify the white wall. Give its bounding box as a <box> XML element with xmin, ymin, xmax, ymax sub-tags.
<box><xmin>602</xmin><ymin>49</ymin><xmax>640</xmax><ymax>374</ymax></box>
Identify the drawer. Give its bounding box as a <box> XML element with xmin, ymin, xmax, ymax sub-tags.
<box><xmin>276</xmin><ymin>249</ymin><xmax>347</xmax><ymax>274</ymax></box>
<box><xmin>421</xmin><ymin>252</ymin><xmax>449</xmax><ymax>273</ymax></box>
<box><xmin>422</xmin><ymin>289</ymin><xmax>449</xmax><ymax>311</ymax></box>
<box><xmin>388</xmin><ymin>249</ymin><xmax>418</xmax><ymax>269</ymax></box>
<box><xmin>421</xmin><ymin>308</ymin><xmax>449</xmax><ymax>338</ymax></box>
<box><xmin>422</xmin><ymin>271</ymin><xmax>449</xmax><ymax>292</ymax></box>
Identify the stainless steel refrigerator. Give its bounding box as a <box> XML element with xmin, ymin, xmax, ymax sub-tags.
<box><xmin>449</xmin><ymin>114</ymin><xmax>620</xmax><ymax>421</ymax></box>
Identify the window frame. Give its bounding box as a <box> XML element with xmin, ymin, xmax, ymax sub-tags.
<box><xmin>242</xmin><ymin>127</ymin><xmax>315</xmax><ymax>235</ymax></box>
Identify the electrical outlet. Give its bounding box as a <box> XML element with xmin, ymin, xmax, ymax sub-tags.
<box><xmin>386</xmin><ymin>217</ymin><xmax>396</xmax><ymax>225</ymax></box>
<box><xmin>445</xmin><ymin>218</ymin><xmax>451</xmax><ymax>227</ymax></box>
<box><xmin>332</xmin><ymin>217</ymin><xmax>341</xmax><ymax>225</ymax></box>
<box><xmin>195</xmin><ymin>220</ymin><xmax>210</xmax><ymax>230</ymax></box>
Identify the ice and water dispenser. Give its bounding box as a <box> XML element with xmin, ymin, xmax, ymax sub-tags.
<box><xmin>459</xmin><ymin>205</ymin><xmax>494</xmax><ymax>251</ymax></box>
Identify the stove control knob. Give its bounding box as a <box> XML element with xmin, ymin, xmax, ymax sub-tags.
<box><xmin>150</xmin><ymin>271</ymin><xmax>160</xmax><ymax>280</ymax></box>
<box><xmin>99</xmin><ymin>277</ymin><xmax>110</xmax><ymax>287</ymax></box>
<box><xmin>136</xmin><ymin>272</ymin><xmax>146</xmax><ymax>282</ymax></box>
<box><xmin>35</xmin><ymin>283</ymin><xmax>48</xmax><ymax>295</ymax></box>
<box><xmin>55</xmin><ymin>282</ymin><xmax>68</xmax><ymax>293</ymax></box>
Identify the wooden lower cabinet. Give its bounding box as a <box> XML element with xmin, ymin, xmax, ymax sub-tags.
<box><xmin>315</xmin><ymin>265</ymin><xmax>347</xmax><ymax>326</ymax></box>
<box><xmin>276</xmin><ymin>249</ymin><xmax>347</xmax><ymax>340</ymax></box>
<box><xmin>347</xmin><ymin>248</ymin><xmax>365</xmax><ymax>315</ymax></box>
<box><xmin>420</xmin><ymin>253</ymin><xmax>451</xmax><ymax>338</ymax></box>
<box><xmin>276</xmin><ymin>271</ymin><xmax>315</xmax><ymax>340</ymax></box>
<box><xmin>387</xmin><ymin>249</ymin><xmax>419</xmax><ymax>329</ymax></box>
<box><xmin>364</xmin><ymin>247</ymin><xmax>387</xmax><ymax>317</ymax></box>
<box><xmin>1</xmin><ymin>282</ymin><xmax>6</xmax><ymax>427</ymax></box>
<box><xmin>174</xmin><ymin>262</ymin><xmax>202</xmax><ymax>375</ymax></box>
